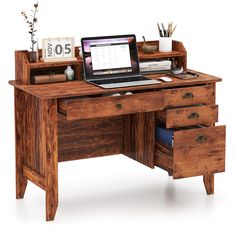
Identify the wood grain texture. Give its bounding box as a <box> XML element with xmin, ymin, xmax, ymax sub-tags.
<box><xmin>38</xmin><ymin>99</ymin><xmax>58</xmax><ymax>221</ymax></box>
<box><xmin>138</xmin><ymin>40</ymin><xmax>187</xmax><ymax>70</ymax></box>
<box><xmin>173</xmin><ymin>157</ymin><xmax>224</xmax><ymax>179</ymax></box>
<box><xmin>14</xmin><ymin>88</ymin><xmax>47</xmax><ymax>197</ymax></box>
<box><xmin>173</xmin><ymin>125</ymin><xmax>225</xmax><ymax>178</ymax></box>
<box><xmin>155</xmin><ymin>150</ymin><xmax>173</xmax><ymax>174</ymax></box>
<box><xmin>172</xmin><ymin>40</ymin><xmax>187</xmax><ymax>70</ymax></box>
<box><xmin>58</xmin><ymin>114</ymin><xmax>122</xmax><ymax>162</ymax></box>
<box><xmin>14</xmin><ymin>89</ymin><xmax>46</xmax><ymax>177</ymax></box>
<box><xmin>138</xmin><ymin>50</ymin><xmax>185</xmax><ymax>60</ymax></box>
<box><xmin>163</xmin><ymin>85</ymin><xmax>215</xmax><ymax>108</ymax></box>
<box><xmin>155</xmin><ymin>126</ymin><xmax>226</xmax><ymax>179</ymax></box>
<box><xmin>123</xmin><ymin>112</ymin><xmax>155</xmax><ymax>168</ymax></box>
<box><xmin>9</xmin><ymin>72</ymin><xmax>221</xmax><ymax>99</ymax></box>
<box><xmin>23</xmin><ymin>165</ymin><xmax>45</xmax><ymax>190</ymax></box>
<box><xmin>203</xmin><ymin>173</ymin><xmax>214</xmax><ymax>194</ymax></box>
<box><xmin>15</xmin><ymin>88</ymin><xmax>28</xmax><ymax>198</ymax></box>
<box><xmin>15</xmin><ymin>51</ymin><xmax>30</xmax><ymax>84</ymax></box>
<box><xmin>173</xmin><ymin>126</ymin><xmax>225</xmax><ymax>162</ymax></box>
<box><xmin>59</xmin><ymin>91</ymin><xmax>164</xmax><ymax>120</ymax></box>
<box><xmin>157</xmin><ymin>105</ymin><xmax>218</xmax><ymax>128</ymax></box>
<box><xmin>155</xmin><ymin>141</ymin><xmax>173</xmax><ymax>174</ymax></box>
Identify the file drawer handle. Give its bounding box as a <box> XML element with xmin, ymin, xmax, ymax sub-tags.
<box><xmin>116</xmin><ymin>103</ymin><xmax>123</xmax><ymax>109</ymax></box>
<box><xmin>183</xmin><ymin>92</ymin><xmax>194</xmax><ymax>99</ymax></box>
<box><xmin>196</xmin><ymin>135</ymin><xmax>207</xmax><ymax>143</ymax></box>
<box><xmin>188</xmin><ymin>112</ymin><xmax>199</xmax><ymax>119</ymax></box>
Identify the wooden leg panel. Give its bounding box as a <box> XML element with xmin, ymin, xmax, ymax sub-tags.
<box><xmin>38</xmin><ymin>99</ymin><xmax>58</xmax><ymax>221</ymax></box>
<box><xmin>15</xmin><ymin>88</ymin><xmax>28</xmax><ymax>199</ymax></box>
<box><xmin>203</xmin><ymin>173</ymin><xmax>214</xmax><ymax>195</ymax></box>
<box><xmin>16</xmin><ymin>176</ymin><xmax>27</xmax><ymax>199</ymax></box>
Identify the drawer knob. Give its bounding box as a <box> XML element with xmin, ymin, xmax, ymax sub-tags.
<box><xmin>183</xmin><ymin>92</ymin><xmax>194</xmax><ymax>99</ymax></box>
<box><xmin>116</xmin><ymin>103</ymin><xmax>122</xmax><ymax>109</ymax></box>
<box><xmin>188</xmin><ymin>112</ymin><xmax>200</xmax><ymax>119</ymax></box>
<box><xmin>196</xmin><ymin>135</ymin><xmax>207</xmax><ymax>143</ymax></box>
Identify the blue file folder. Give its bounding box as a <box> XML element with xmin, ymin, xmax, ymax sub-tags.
<box><xmin>155</xmin><ymin>127</ymin><xmax>174</xmax><ymax>147</ymax></box>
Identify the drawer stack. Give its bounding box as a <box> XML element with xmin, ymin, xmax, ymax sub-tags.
<box><xmin>155</xmin><ymin>85</ymin><xmax>226</xmax><ymax>179</ymax></box>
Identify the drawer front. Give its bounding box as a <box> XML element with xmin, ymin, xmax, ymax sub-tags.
<box><xmin>59</xmin><ymin>91</ymin><xmax>164</xmax><ymax>120</ymax></box>
<box><xmin>163</xmin><ymin>85</ymin><xmax>215</xmax><ymax>108</ymax></box>
<box><xmin>157</xmin><ymin>105</ymin><xmax>218</xmax><ymax>128</ymax></box>
<box><xmin>173</xmin><ymin>125</ymin><xmax>225</xmax><ymax>179</ymax></box>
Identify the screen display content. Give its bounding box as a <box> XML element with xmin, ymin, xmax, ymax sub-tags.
<box><xmin>82</xmin><ymin>35</ymin><xmax>139</xmax><ymax>79</ymax></box>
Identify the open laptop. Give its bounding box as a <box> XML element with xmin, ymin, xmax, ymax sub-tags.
<box><xmin>81</xmin><ymin>34</ymin><xmax>160</xmax><ymax>89</ymax></box>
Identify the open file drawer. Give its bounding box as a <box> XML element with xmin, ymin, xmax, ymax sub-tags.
<box><xmin>155</xmin><ymin>125</ymin><xmax>226</xmax><ymax>179</ymax></box>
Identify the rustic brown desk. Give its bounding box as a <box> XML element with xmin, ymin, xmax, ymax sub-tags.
<box><xmin>9</xmin><ymin>41</ymin><xmax>226</xmax><ymax>221</ymax></box>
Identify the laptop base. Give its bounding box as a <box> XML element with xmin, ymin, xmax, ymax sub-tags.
<box><xmin>88</xmin><ymin>79</ymin><xmax>161</xmax><ymax>89</ymax></box>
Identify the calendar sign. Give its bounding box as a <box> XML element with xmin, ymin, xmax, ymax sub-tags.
<box><xmin>42</xmin><ymin>37</ymin><xmax>76</xmax><ymax>62</ymax></box>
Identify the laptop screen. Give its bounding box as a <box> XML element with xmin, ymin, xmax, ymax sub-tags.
<box><xmin>81</xmin><ymin>35</ymin><xmax>140</xmax><ymax>80</ymax></box>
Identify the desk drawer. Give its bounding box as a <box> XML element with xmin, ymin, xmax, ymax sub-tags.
<box><xmin>157</xmin><ymin>105</ymin><xmax>218</xmax><ymax>128</ymax></box>
<box><xmin>162</xmin><ymin>85</ymin><xmax>215</xmax><ymax>108</ymax></box>
<box><xmin>155</xmin><ymin>125</ymin><xmax>225</xmax><ymax>178</ymax></box>
<box><xmin>58</xmin><ymin>91</ymin><xmax>164</xmax><ymax>120</ymax></box>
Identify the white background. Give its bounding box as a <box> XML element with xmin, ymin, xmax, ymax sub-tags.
<box><xmin>0</xmin><ymin>0</ymin><xmax>235</xmax><ymax>235</ymax></box>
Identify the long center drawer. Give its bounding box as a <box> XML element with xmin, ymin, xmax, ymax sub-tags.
<box><xmin>58</xmin><ymin>91</ymin><xmax>164</xmax><ymax>120</ymax></box>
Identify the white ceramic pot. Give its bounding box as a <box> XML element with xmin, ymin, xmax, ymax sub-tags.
<box><xmin>159</xmin><ymin>37</ymin><xmax>172</xmax><ymax>52</ymax></box>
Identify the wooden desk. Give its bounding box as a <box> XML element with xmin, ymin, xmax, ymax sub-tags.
<box><xmin>10</xmin><ymin>41</ymin><xmax>226</xmax><ymax>221</ymax></box>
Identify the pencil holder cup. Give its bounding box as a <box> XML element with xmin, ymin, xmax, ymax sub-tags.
<box><xmin>159</xmin><ymin>37</ymin><xmax>172</xmax><ymax>52</ymax></box>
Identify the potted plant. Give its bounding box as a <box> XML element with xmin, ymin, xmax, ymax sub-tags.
<box><xmin>21</xmin><ymin>2</ymin><xmax>39</xmax><ymax>62</ymax></box>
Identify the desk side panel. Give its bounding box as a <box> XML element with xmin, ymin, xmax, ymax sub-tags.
<box><xmin>58</xmin><ymin>115</ymin><xmax>122</xmax><ymax>161</ymax></box>
<box><xmin>14</xmin><ymin>89</ymin><xmax>45</xmax><ymax>177</ymax></box>
<box><xmin>15</xmin><ymin>51</ymin><xmax>30</xmax><ymax>84</ymax></box>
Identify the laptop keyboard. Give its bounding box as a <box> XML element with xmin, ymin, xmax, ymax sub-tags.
<box><xmin>89</xmin><ymin>76</ymin><xmax>150</xmax><ymax>85</ymax></box>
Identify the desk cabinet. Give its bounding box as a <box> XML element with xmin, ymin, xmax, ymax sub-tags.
<box><xmin>156</xmin><ymin>83</ymin><xmax>225</xmax><ymax>183</ymax></box>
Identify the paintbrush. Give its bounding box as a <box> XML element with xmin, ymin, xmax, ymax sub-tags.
<box><xmin>171</xmin><ymin>24</ymin><xmax>177</xmax><ymax>36</ymax></box>
<box><xmin>161</xmin><ymin>23</ymin><xmax>167</xmax><ymax>37</ymax></box>
<box><xmin>157</xmin><ymin>22</ymin><xmax>163</xmax><ymax>37</ymax></box>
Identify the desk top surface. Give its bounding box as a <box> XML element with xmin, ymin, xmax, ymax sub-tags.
<box><xmin>9</xmin><ymin>70</ymin><xmax>222</xmax><ymax>99</ymax></box>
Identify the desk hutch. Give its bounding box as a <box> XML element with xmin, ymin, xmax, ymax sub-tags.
<box><xmin>9</xmin><ymin>40</ymin><xmax>226</xmax><ymax>221</ymax></box>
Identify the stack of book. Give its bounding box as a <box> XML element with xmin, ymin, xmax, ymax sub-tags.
<box><xmin>140</xmin><ymin>60</ymin><xmax>171</xmax><ymax>74</ymax></box>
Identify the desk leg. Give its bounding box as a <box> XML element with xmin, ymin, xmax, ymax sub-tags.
<box><xmin>168</xmin><ymin>172</ymin><xmax>172</xmax><ymax>176</ymax></box>
<box><xmin>15</xmin><ymin>89</ymin><xmax>27</xmax><ymax>198</ymax></box>
<box><xmin>203</xmin><ymin>173</ymin><xmax>214</xmax><ymax>194</ymax></box>
<box><xmin>39</xmin><ymin>99</ymin><xmax>58</xmax><ymax>221</ymax></box>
